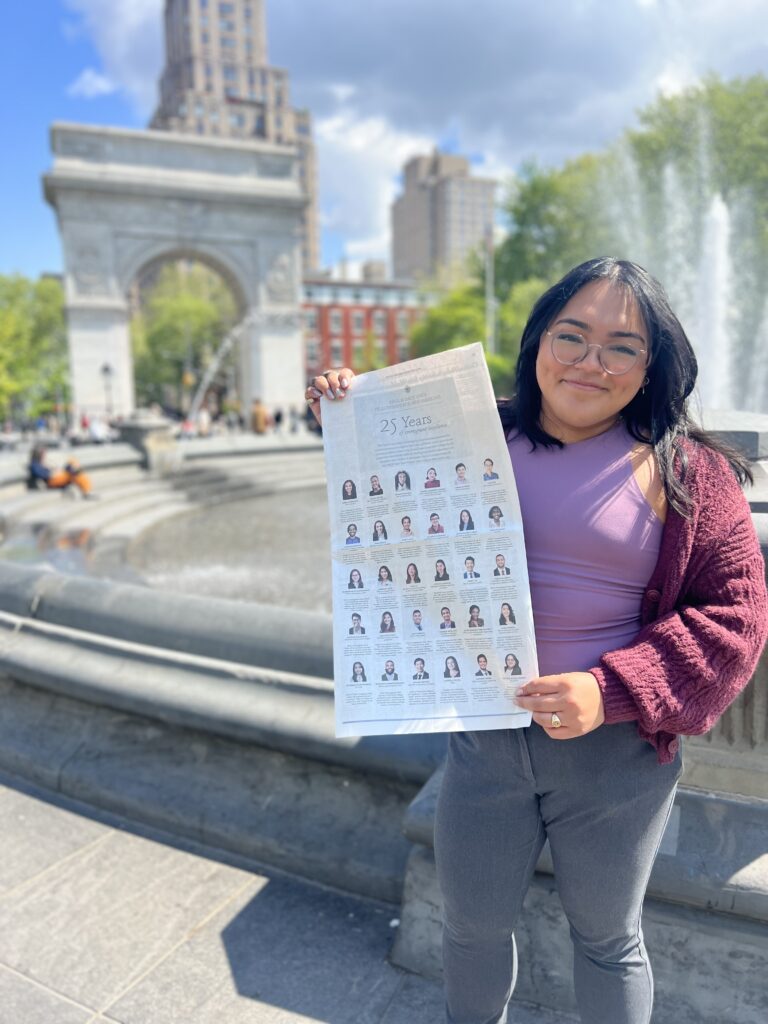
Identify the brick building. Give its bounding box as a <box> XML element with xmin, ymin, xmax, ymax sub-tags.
<box><xmin>302</xmin><ymin>271</ymin><xmax>430</xmax><ymax>376</ymax></box>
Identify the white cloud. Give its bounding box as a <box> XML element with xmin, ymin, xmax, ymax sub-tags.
<box><xmin>63</xmin><ymin>0</ymin><xmax>768</xmax><ymax>266</ymax></box>
<box><xmin>328</xmin><ymin>83</ymin><xmax>357</xmax><ymax>104</ymax></box>
<box><xmin>63</xmin><ymin>0</ymin><xmax>163</xmax><ymax>116</ymax></box>
<box><xmin>67</xmin><ymin>67</ymin><xmax>116</xmax><ymax>98</ymax></box>
<box><xmin>315</xmin><ymin>103</ymin><xmax>433</xmax><ymax>263</ymax></box>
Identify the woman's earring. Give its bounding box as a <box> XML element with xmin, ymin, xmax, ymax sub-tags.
<box><xmin>641</xmin><ymin>376</ymin><xmax>649</xmax><ymax>395</ymax></box>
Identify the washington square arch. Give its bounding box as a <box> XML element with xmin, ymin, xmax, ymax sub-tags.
<box><xmin>44</xmin><ymin>122</ymin><xmax>307</xmax><ymax>422</ymax></box>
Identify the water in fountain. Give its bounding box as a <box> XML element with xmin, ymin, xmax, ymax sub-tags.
<box><xmin>693</xmin><ymin>193</ymin><xmax>733</xmax><ymax>410</ymax></box>
<box><xmin>659</xmin><ymin>163</ymin><xmax>696</xmax><ymax>334</ymax></box>
<box><xmin>598</xmin><ymin>134</ymin><xmax>768</xmax><ymax>413</ymax></box>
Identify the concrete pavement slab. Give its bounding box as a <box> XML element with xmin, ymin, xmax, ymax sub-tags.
<box><xmin>0</xmin><ymin>825</ymin><xmax>255</xmax><ymax>1010</ymax></box>
<box><xmin>0</xmin><ymin>784</ymin><xmax>108</xmax><ymax>895</ymax></box>
<box><xmin>0</xmin><ymin>776</ymin><xmax>576</xmax><ymax>1024</ymax></box>
<box><xmin>0</xmin><ymin>964</ymin><xmax>93</xmax><ymax>1024</ymax></box>
<box><xmin>106</xmin><ymin>876</ymin><xmax>404</xmax><ymax>1024</ymax></box>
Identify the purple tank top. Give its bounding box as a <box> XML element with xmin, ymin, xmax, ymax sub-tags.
<box><xmin>507</xmin><ymin>422</ymin><xmax>663</xmax><ymax>676</ymax></box>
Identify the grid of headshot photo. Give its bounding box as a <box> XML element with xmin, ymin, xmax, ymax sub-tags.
<box><xmin>330</xmin><ymin>454</ymin><xmax>535</xmax><ymax>727</ymax></box>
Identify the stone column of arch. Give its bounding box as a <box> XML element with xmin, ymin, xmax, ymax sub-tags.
<box><xmin>44</xmin><ymin>122</ymin><xmax>307</xmax><ymax>424</ymax></box>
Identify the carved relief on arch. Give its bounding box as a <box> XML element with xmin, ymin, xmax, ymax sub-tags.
<box><xmin>69</xmin><ymin>239</ymin><xmax>111</xmax><ymax>298</ymax></box>
<box><xmin>262</xmin><ymin>245</ymin><xmax>297</xmax><ymax>305</ymax></box>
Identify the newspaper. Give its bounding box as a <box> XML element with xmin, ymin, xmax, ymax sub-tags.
<box><xmin>321</xmin><ymin>343</ymin><xmax>537</xmax><ymax>737</ymax></box>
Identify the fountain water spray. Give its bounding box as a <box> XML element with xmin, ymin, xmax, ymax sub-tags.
<box><xmin>693</xmin><ymin>194</ymin><xmax>733</xmax><ymax>410</ymax></box>
<box><xmin>597</xmin><ymin>129</ymin><xmax>768</xmax><ymax>412</ymax></box>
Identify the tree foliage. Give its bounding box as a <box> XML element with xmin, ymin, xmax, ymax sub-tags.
<box><xmin>0</xmin><ymin>275</ymin><xmax>67</xmax><ymax>420</ymax></box>
<box><xmin>410</xmin><ymin>285</ymin><xmax>486</xmax><ymax>359</ymax></box>
<box><xmin>131</xmin><ymin>263</ymin><xmax>238</xmax><ymax>409</ymax></box>
<box><xmin>409</xmin><ymin>278</ymin><xmax>546</xmax><ymax>393</ymax></box>
<box><xmin>630</xmin><ymin>75</ymin><xmax>768</xmax><ymax>215</ymax></box>
<box><xmin>496</xmin><ymin>155</ymin><xmax>609</xmax><ymax>292</ymax></box>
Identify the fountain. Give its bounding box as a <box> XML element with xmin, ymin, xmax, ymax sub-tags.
<box><xmin>599</xmin><ymin>130</ymin><xmax>768</xmax><ymax>414</ymax></box>
<box><xmin>693</xmin><ymin>192</ymin><xmax>733</xmax><ymax>410</ymax></box>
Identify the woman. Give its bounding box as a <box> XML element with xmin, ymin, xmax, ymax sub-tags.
<box><xmin>345</xmin><ymin>524</ymin><xmax>360</xmax><ymax>545</ymax></box>
<box><xmin>443</xmin><ymin>656</ymin><xmax>461</xmax><ymax>679</ymax></box>
<box><xmin>347</xmin><ymin>569</ymin><xmax>364</xmax><ymax>590</ymax></box>
<box><xmin>504</xmin><ymin>653</ymin><xmax>522</xmax><ymax>676</ymax></box>
<box><xmin>488</xmin><ymin>505</ymin><xmax>505</xmax><ymax>529</ymax></box>
<box><xmin>468</xmin><ymin>604</ymin><xmax>484</xmax><ymax>628</ymax></box>
<box><xmin>27</xmin><ymin>446</ymin><xmax>94</xmax><ymax>497</ymax></box>
<box><xmin>372</xmin><ymin>520</ymin><xmax>388</xmax><ymax>542</ymax></box>
<box><xmin>351</xmin><ymin>661</ymin><xmax>366</xmax><ymax>683</ymax></box>
<box><xmin>342</xmin><ymin>479</ymin><xmax>357</xmax><ymax>500</ymax></box>
<box><xmin>498</xmin><ymin>602</ymin><xmax>516</xmax><ymax>625</ymax></box>
<box><xmin>400</xmin><ymin>515</ymin><xmax>415</xmax><ymax>539</ymax></box>
<box><xmin>458</xmin><ymin>509</ymin><xmax>475</xmax><ymax>532</ymax></box>
<box><xmin>369</xmin><ymin>475</ymin><xmax>384</xmax><ymax>496</ymax></box>
<box><xmin>380</xmin><ymin>611</ymin><xmax>395</xmax><ymax>633</ymax></box>
<box><xmin>425</xmin><ymin>467</ymin><xmax>441</xmax><ymax>488</ymax></box>
<box><xmin>304</xmin><ymin>257</ymin><xmax>768</xmax><ymax>1024</ymax></box>
<box><xmin>405</xmin><ymin>562</ymin><xmax>421</xmax><ymax>584</ymax></box>
<box><xmin>377</xmin><ymin>565</ymin><xmax>393</xmax><ymax>585</ymax></box>
<box><xmin>434</xmin><ymin>559</ymin><xmax>450</xmax><ymax>582</ymax></box>
<box><xmin>394</xmin><ymin>469</ymin><xmax>411</xmax><ymax>491</ymax></box>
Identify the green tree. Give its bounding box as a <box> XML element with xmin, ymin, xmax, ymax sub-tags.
<box><xmin>496</xmin><ymin>154</ymin><xmax>608</xmax><ymax>295</ymax></box>
<box><xmin>356</xmin><ymin>329</ymin><xmax>389</xmax><ymax>372</ymax></box>
<box><xmin>0</xmin><ymin>275</ymin><xmax>67</xmax><ymax>422</ymax></box>
<box><xmin>132</xmin><ymin>263</ymin><xmax>238</xmax><ymax>409</ymax></box>
<box><xmin>408</xmin><ymin>281</ymin><xmax>542</xmax><ymax>393</ymax></box>
<box><xmin>629</xmin><ymin>75</ymin><xmax>768</xmax><ymax>217</ymax></box>
<box><xmin>409</xmin><ymin>285</ymin><xmax>486</xmax><ymax>359</ymax></box>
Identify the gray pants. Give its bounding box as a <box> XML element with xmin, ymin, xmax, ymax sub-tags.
<box><xmin>434</xmin><ymin>722</ymin><xmax>682</xmax><ymax>1024</ymax></box>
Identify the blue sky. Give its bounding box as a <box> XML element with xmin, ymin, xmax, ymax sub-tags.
<box><xmin>3</xmin><ymin>0</ymin><xmax>768</xmax><ymax>280</ymax></box>
<box><xmin>0</xmin><ymin>2</ymin><xmax>146</xmax><ymax>277</ymax></box>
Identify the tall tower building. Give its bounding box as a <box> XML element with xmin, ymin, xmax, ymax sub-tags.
<box><xmin>391</xmin><ymin>150</ymin><xmax>496</xmax><ymax>284</ymax></box>
<box><xmin>151</xmin><ymin>0</ymin><xmax>319</xmax><ymax>272</ymax></box>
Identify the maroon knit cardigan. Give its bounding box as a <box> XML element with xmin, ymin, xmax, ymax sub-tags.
<box><xmin>589</xmin><ymin>441</ymin><xmax>768</xmax><ymax>763</ymax></box>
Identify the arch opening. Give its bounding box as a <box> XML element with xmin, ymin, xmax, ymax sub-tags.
<box><xmin>129</xmin><ymin>250</ymin><xmax>249</xmax><ymax>426</ymax></box>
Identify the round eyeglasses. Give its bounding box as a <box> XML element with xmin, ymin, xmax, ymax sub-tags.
<box><xmin>545</xmin><ymin>330</ymin><xmax>647</xmax><ymax>376</ymax></box>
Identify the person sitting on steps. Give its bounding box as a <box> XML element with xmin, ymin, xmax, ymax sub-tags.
<box><xmin>27</xmin><ymin>446</ymin><xmax>96</xmax><ymax>498</ymax></box>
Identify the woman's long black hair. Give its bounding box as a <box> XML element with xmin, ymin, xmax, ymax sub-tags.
<box><xmin>497</xmin><ymin>257</ymin><xmax>752</xmax><ymax>516</ymax></box>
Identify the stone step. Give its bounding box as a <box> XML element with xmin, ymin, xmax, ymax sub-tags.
<box><xmin>14</xmin><ymin>481</ymin><xmax>177</xmax><ymax>528</ymax></box>
<box><xmin>99</xmin><ymin>499</ymin><xmax>197</xmax><ymax>539</ymax></box>
<box><xmin>1</xmin><ymin>453</ymin><xmax>326</xmax><ymax>548</ymax></box>
<box><xmin>0</xmin><ymin>466</ymin><xmax>148</xmax><ymax>519</ymax></box>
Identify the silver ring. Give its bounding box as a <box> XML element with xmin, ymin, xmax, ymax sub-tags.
<box><xmin>550</xmin><ymin>712</ymin><xmax>563</xmax><ymax>729</ymax></box>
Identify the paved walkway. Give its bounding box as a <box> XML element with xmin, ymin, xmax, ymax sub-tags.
<box><xmin>0</xmin><ymin>772</ymin><xmax>574</xmax><ymax>1024</ymax></box>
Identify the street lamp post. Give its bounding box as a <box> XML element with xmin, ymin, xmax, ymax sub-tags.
<box><xmin>100</xmin><ymin>362</ymin><xmax>114</xmax><ymax>418</ymax></box>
